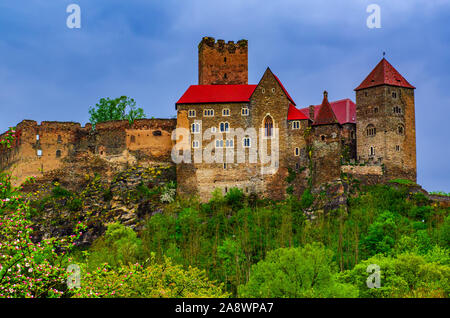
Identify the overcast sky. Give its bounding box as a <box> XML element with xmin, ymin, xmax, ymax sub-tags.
<box><xmin>0</xmin><ymin>0</ymin><xmax>449</xmax><ymax>191</ymax></box>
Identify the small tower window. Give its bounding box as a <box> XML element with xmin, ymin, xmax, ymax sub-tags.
<box><xmin>393</xmin><ymin>106</ymin><xmax>402</xmax><ymax>114</ymax></box>
<box><xmin>294</xmin><ymin>147</ymin><xmax>300</xmax><ymax>156</ymax></box>
<box><xmin>36</xmin><ymin>134</ymin><xmax>40</xmax><ymax>141</ymax></box>
<box><xmin>366</xmin><ymin>124</ymin><xmax>376</xmax><ymax>137</ymax></box>
<box><xmin>392</xmin><ymin>92</ymin><xmax>397</xmax><ymax>98</ymax></box>
<box><xmin>56</xmin><ymin>150</ymin><xmax>61</xmax><ymax>158</ymax></box>
<box><xmin>374</xmin><ymin>107</ymin><xmax>379</xmax><ymax>114</ymax></box>
<box><xmin>321</xmin><ymin>135</ymin><xmax>326</xmax><ymax>141</ymax></box>
<box><xmin>397</xmin><ymin>124</ymin><xmax>404</xmax><ymax>135</ymax></box>
<box><xmin>369</xmin><ymin>146</ymin><xmax>375</xmax><ymax>156</ymax></box>
<box><xmin>223</xmin><ymin>73</ymin><xmax>227</xmax><ymax>80</ymax></box>
<box><xmin>57</xmin><ymin>135</ymin><xmax>62</xmax><ymax>143</ymax></box>
<box><xmin>224</xmin><ymin>57</ymin><xmax>227</xmax><ymax>63</ymax></box>
<box><xmin>395</xmin><ymin>145</ymin><xmax>400</xmax><ymax>151</ymax></box>
<box><xmin>37</xmin><ymin>149</ymin><xmax>42</xmax><ymax>157</ymax></box>
<box><xmin>243</xmin><ymin>137</ymin><xmax>251</xmax><ymax>148</ymax></box>
<box><xmin>192</xmin><ymin>140</ymin><xmax>200</xmax><ymax>149</ymax></box>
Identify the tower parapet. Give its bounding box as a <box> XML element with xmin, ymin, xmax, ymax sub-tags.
<box><xmin>198</xmin><ymin>36</ymin><xmax>248</xmax><ymax>85</ymax></box>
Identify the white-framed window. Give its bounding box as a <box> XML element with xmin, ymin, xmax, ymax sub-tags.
<box><xmin>188</xmin><ymin>110</ymin><xmax>196</xmax><ymax>117</ymax></box>
<box><xmin>37</xmin><ymin>149</ymin><xmax>42</xmax><ymax>157</ymax></box>
<box><xmin>294</xmin><ymin>147</ymin><xmax>300</xmax><ymax>156</ymax></box>
<box><xmin>271</xmin><ymin>88</ymin><xmax>275</xmax><ymax>93</ymax></box>
<box><xmin>225</xmin><ymin>139</ymin><xmax>234</xmax><ymax>148</ymax></box>
<box><xmin>191</xmin><ymin>122</ymin><xmax>201</xmax><ymax>134</ymax></box>
<box><xmin>204</xmin><ymin>109</ymin><xmax>214</xmax><ymax>117</ymax></box>
<box><xmin>292</xmin><ymin>121</ymin><xmax>300</xmax><ymax>129</ymax></box>
<box><xmin>241</xmin><ymin>107</ymin><xmax>249</xmax><ymax>116</ymax></box>
<box><xmin>219</xmin><ymin>122</ymin><xmax>229</xmax><ymax>132</ymax></box>
<box><xmin>192</xmin><ymin>140</ymin><xmax>200</xmax><ymax>148</ymax></box>
<box><xmin>222</xmin><ymin>108</ymin><xmax>230</xmax><ymax>116</ymax></box>
<box><xmin>369</xmin><ymin>146</ymin><xmax>375</xmax><ymax>156</ymax></box>
<box><xmin>262</xmin><ymin>88</ymin><xmax>265</xmax><ymax>94</ymax></box>
<box><xmin>243</xmin><ymin>137</ymin><xmax>251</xmax><ymax>148</ymax></box>
<box><xmin>215</xmin><ymin>139</ymin><xmax>224</xmax><ymax>148</ymax></box>
<box><xmin>210</xmin><ymin>126</ymin><xmax>217</xmax><ymax>133</ymax></box>
<box><xmin>36</xmin><ymin>134</ymin><xmax>40</xmax><ymax>141</ymax></box>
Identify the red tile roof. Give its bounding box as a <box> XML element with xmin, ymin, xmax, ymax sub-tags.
<box><xmin>300</xmin><ymin>98</ymin><xmax>356</xmax><ymax>125</ymax></box>
<box><xmin>273</xmin><ymin>74</ymin><xmax>296</xmax><ymax>106</ymax></box>
<box><xmin>287</xmin><ymin>103</ymin><xmax>310</xmax><ymax>120</ymax></box>
<box><xmin>355</xmin><ymin>58</ymin><xmax>415</xmax><ymax>91</ymax></box>
<box><xmin>312</xmin><ymin>92</ymin><xmax>338</xmax><ymax>126</ymax></box>
<box><xmin>176</xmin><ymin>85</ymin><xmax>257</xmax><ymax>105</ymax></box>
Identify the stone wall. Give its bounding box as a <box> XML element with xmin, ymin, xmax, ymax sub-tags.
<box><xmin>0</xmin><ymin>119</ymin><xmax>176</xmax><ymax>186</ymax></box>
<box><xmin>356</xmin><ymin>85</ymin><xmax>416</xmax><ymax>182</ymax></box>
<box><xmin>198</xmin><ymin>37</ymin><xmax>248</xmax><ymax>85</ymax></box>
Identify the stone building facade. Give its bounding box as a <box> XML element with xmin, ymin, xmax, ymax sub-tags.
<box><xmin>0</xmin><ymin>37</ymin><xmax>417</xmax><ymax>200</ymax></box>
<box><xmin>174</xmin><ymin>37</ymin><xmax>417</xmax><ymax>200</ymax></box>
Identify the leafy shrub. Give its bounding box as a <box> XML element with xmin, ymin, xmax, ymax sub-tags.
<box><xmin>74</xmin><ymin>257</ymin><xmax>229</xmax><ymax>298</ymax></box>
<box><xmin>238</xmin><ymin>243</ymin><xmax>358</xmax><ymax>298</ymax></box>
<box><xmin>225</xmin><ymin>187</ymin><xmax>244</xmax><ymax>210</ymax></box>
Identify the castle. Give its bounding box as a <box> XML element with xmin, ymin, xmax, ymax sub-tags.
<box><xmin>0</xmin><ymin>37</ymin><xmax>417</xmax><ymax>200</ymax></box>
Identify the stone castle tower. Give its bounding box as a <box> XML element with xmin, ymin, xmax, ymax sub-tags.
<box><xmin>198</xmin><ymin>37</ymin><xmax>248</xmax><ymax>85</ymax></box>
<box><xmin>355</xmin><ymin>58</ymin><xmax>417</xmax><ymax>181</ymax></box>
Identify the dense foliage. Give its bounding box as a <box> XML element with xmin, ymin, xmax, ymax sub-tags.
<box><xmin>1</xmin><ymin>133</ymin><xmax>449</xmax><ymax>297</ymax></box>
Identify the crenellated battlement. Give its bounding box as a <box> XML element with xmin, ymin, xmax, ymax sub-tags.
<box><xmin>198</xmin><ymin>37</ymin><xmax>248</xmax><ymax>52</ymax></box>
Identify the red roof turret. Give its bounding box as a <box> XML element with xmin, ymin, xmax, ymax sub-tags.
<box><xmin>355</xmin><ymin>58</ymin><xmax>415</xmax><ymax>91</ymax></box>
<box><xmin>312</xmin><ymin>91</ymin><xmax>338</xmax><ymax>126</ymax></box>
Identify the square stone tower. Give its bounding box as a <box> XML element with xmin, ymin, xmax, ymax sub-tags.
<box><xmin>198</xmin><ymin>37</ymin><xmax>248</xmax><ymax>85</ymax></box>
<box><xmin>355</xmin><ymin>58</ymin><xmax>417</xmax><ymax>182</ymax></box>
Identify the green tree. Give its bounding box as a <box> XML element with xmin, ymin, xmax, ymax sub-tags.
<box><xmin>74</xmin><ymin>257</ymin><xmax>229</xmax><ymax>298</ymax></box>
<box><xmin>88</xmin><ymin>96</ymin><xmax>145</xmax><ymax>128</ymax></box>
<box><xmin>238</xmin><ymin>243</ymin><xmax>358</xmax><ymax>298</ymax></box>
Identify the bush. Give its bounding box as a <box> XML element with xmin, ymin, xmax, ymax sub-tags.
<box><xmin>238</xmin><ymin>243</ymin><xmax>358</xmax><ymax>298</ymax></box>
<box><xmin>74</xmin><ymin>257</ymin><xmax>229</xmax><ymax>298</ymax></box>
<box><xmin>225</xmin><ymin>188</ymin><xmax>244</xmax><ymax>210</ymax></box>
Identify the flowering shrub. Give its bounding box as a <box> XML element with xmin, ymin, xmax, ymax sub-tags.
<box><xmin>0</xmin><ymin>127</ymin><xmax>16</xmax><ymax>149</ymax></box>
<box><xmin>0</xmin><ymin>138</ymin><xmax>86</xmax><ymax>297</ymax></box>
<box><xmin>73</xmin><ymin>256</ymin><xmax>229</xmax><ymax>298</ymax></box>
<box><xmin>160</xmin><ymin>181</ymin><xmax>176</xmax><ymax>203</ymax></box>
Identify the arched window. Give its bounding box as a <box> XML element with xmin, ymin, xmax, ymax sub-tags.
<box><xmin>369</xmin><ymin>146</ymin><xmax>375</xmax><ymax>156</ymax></box>
<box><xmin>219</xmin><ymin>122</ymin><xmax>229</xmax><ymax>132</ymax></box>
<box><xmin>397</xmin><ymin>124</ymin><xmax>404</xmax><ymax>135</ymax></box>
<box><xmin>366</xmin><ymin>124</ymin><xmax>376</xmax><ymax>137</ymax></box>
<box><xmin>264</xmin><ymin>116</ymin><xmax>273</xmax><ymax>137</ymax></box>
